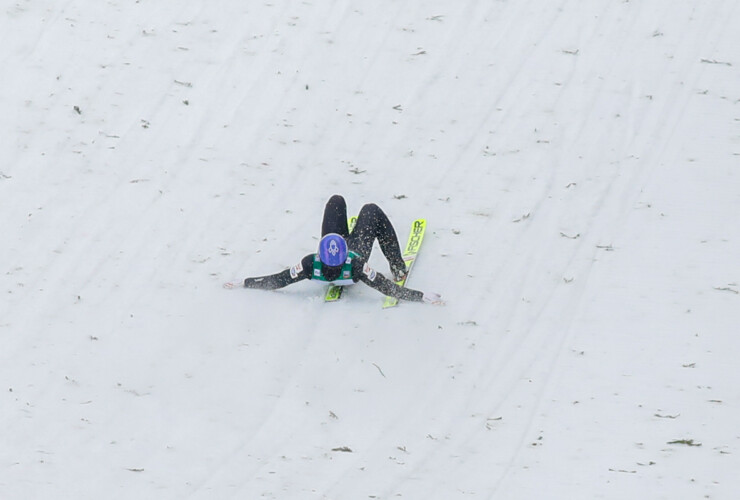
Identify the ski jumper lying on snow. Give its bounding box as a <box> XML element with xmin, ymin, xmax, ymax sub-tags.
<box><xmin>224</xmin><ymin>195</ymin><xmax>443</xmax><ymax>304</ymax></box>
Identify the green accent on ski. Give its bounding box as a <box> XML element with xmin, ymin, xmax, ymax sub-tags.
<box><xmin>324</xmin><ymin>216</ymin><xmax>358</xmax><ymax>302</ymax></box>
<box><xmin>324</xmin><ymin>284</ymin><xmax>343</xmax><ymax>301</ymax></box>
<box><xmin>383</xmin><ymin>218</ymin><xmax>426</xmax><ymax>308</ymax></box>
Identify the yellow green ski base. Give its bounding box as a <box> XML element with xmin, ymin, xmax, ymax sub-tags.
<box><xmin>382</xmin><ymin>218</ymin><xmax>426</xmax><ymax>308</ymax></box>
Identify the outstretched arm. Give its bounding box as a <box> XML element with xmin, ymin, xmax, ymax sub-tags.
<box><xmin>242</xmin><ymin>270</ymin><xmax>295</xmax><ymax>290</ymax></box>
<box><xmin>225</xmin><ymin>254</ymin><xmax>314</xmax><ymax>290</ymax></box>
<box><xmin>354</xmin><ymin>260</ymin><xmax>425</xmax><ymax>302</ymax></box>
<box><xmin>368</xmin><ymin>273</ymin><xmax>425</xmax><ymax>301</ymax></box>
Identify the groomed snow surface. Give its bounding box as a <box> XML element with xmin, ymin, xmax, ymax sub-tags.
<box><xmin>2</xmin><ymin>1</ymin><xmax>739</xmax><ymax>498</ymax></box>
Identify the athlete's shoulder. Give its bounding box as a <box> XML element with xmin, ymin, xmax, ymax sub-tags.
<box><xmin>348</xmin><ymin>253</ymin><xmax>366</xmax><ymax>269</ymax></box>
<box><xmin>290</xmin><ymin>254</ymin><xmax>315</xmax><ymax>280</ymax></box>
<box><xmin>347</xmin><ymin>250</ymin><xmax>364</xmax><ymax>263</ymax></box>
<box><xmin>349</xmin><ymin>255</ymin><xmax>379</xmax><ymax>283</ymax></box>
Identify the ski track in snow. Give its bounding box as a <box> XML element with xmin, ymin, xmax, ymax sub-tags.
<box><xmin>2</xmin><ymin>1</ymin><xmax>740</xmax><ymax>499</ymax></box>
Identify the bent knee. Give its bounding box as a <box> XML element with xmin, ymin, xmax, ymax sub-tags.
<box><xmin>359</xmin><ymin>203</ymin><xmax>381</xmax><ymax>215</ymax></box>
<box><xmin>327</xmin><ymin>194</ymin><xmax>346</xmax><ymax>206</ymax></box>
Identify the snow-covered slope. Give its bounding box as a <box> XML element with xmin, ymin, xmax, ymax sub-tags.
<box><xmin>2</xmin><ymin>1</ymin><xmax>739</xmax><ymax>498</ymax></box>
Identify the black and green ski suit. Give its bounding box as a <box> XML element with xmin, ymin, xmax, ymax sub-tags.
<box><xmin>240</xmin><ymin>195</ymin><xmax>424</xmax><ymax>302</ymax></box>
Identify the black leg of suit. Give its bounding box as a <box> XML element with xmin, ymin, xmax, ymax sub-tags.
<box><xmin>348</xmin><ymin>203</ymin><xmax>406</xmax><ymax>274</ymax></box>
<box><xmin>321</xmin><ymin>194</ymin><xmax>349</xmax><ymax>237</ymax></box>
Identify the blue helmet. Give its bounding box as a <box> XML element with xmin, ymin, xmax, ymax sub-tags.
<box><xmin>318</xmin><ymin>233</ymin><xmax>348</xmax><ymax>267</ymax></box>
